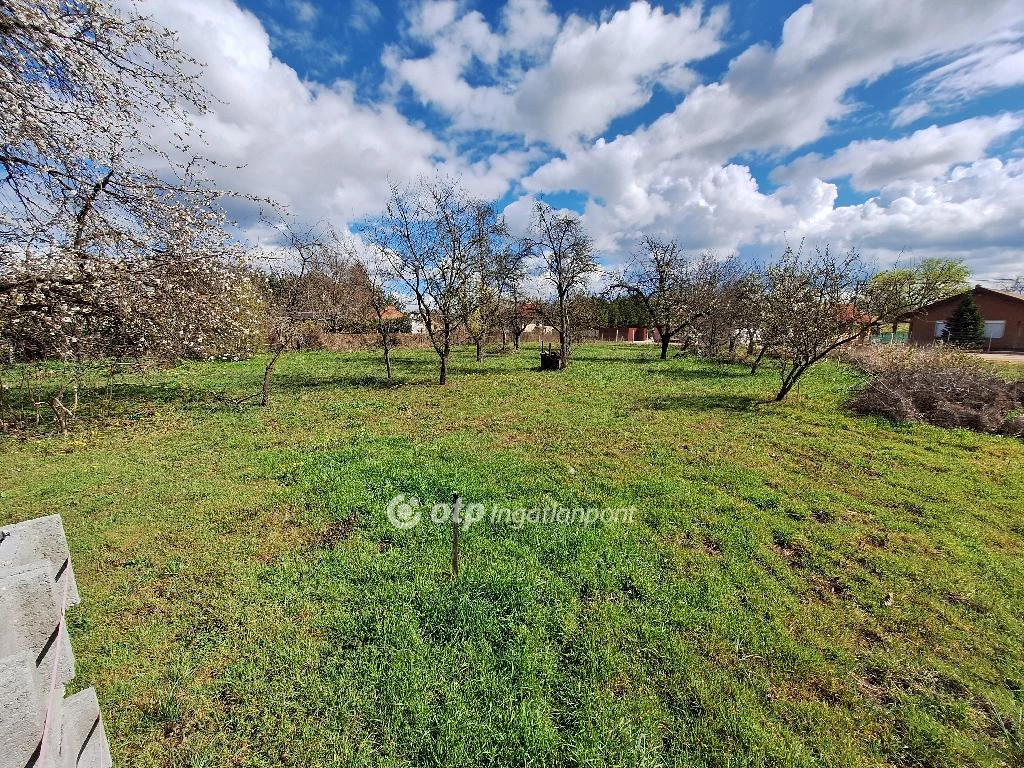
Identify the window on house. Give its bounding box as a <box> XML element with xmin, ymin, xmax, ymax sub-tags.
<box><xmin>984</xmin><ymin>320</ymin><xmax>1006</xmax><ymax>339</ymax></box>
<box><xmin>934</xmin><ymin>321</ymin><xmax>947</xmax><ymax>338</ymax></box>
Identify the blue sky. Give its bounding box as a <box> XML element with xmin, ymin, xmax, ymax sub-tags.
<box><xmin>146</xmin><ymin>0</ymin><xmax>1024</xmax><ymax>280</ymax></box>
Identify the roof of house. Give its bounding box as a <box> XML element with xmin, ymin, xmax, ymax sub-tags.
<box><xmin>975</xmin><ymin>285</ymin><xmax>1024</xmax><ymax>303</ymax></box>
<box><xmin>837</xmin><ymin>303</ymin><xmax>878</xmax><ymax>325</ymax></box>
<box><xmin>904</xmin><ymin>284</ymin><xmax>1024</xmax><ymax>318</ymax></box>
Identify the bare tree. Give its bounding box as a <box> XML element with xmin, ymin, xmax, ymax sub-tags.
<box><xmin>726</xmin><ymin>271</ymin><xmax>775</xmax><ymax>372</ymax></box>
<box><xmin>760</xmin><ymin>244</ymin><xmax>899</xmax><ymax>401</ymax></box>
<box><xmin>499</xmin><ymin>284</ymin><xmax>532</xmax><ymax>352</ymax></box>
<box><xmin>462</xmin><ymin>206</ymin><xmax>522</xmax><ymax>362</ymax></box>
<box><xmin>355</xmin><ymin>260</ymin><xmax>405</xmax><ymax>380</ymax></box>
<box><xmin>613</xmin><ymin>236</ymin><xmax>742</xmax><ymax>360</ymax></box>
<box><xmin>690</xmin><ymin>258</ymin><xmax>748</xmax><ymax>359</ymax></box>
<box><xmin>258</xmin><ymin>223</ymin><xmax>353</xmax><ymax>406</ymax></box>
<box><xmin>368</xmin><ymin>177</ymin><xmax>482</xmax><ymax>385</ymax></box>
<box><xmin>523</xmin><ymin>203</ymin><xmax>598</xmax><ymax>368</ymax></box>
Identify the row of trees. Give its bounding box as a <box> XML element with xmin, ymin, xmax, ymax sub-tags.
<box><xmin>0</xmin><ymin>0</ymin><xmax>977</xmax><ymax>429</ymax></box>
<box><xmin>612</xmin><ymin>241</ymin><xmax>970</xmax><ymax>400</ymax></box>
<box><xmin>353</xmin><ymin>175</ymin><xmax>971</xmax><ymax>401</ymax></box>
<box><xmin>365</xmin><ymin>177</ymin><xmax>598</xmax><ymax>382</ymax></box>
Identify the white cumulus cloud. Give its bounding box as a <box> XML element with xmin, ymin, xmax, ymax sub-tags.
<box><xmin>772</xmin><ymin>114</ymin><xmax>1024</xmax><ymax>192</ymax></box>
<box><xmin>388</xmin><ymin>0</ymin><xmax>728</xmax><ymax>147</ymax></box>
<box><xmin>134</xmin><ymin>0</ymin><xmax>1024</xmax><ymax>281</ymax></box>
<box><xmin>142</xmin><ymin>0</ymin><xmax>530</xmax><ymax>226</ymax></box>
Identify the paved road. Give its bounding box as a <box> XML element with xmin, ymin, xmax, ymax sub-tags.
<box><xmin>973</xmin><ymin>352</ymin><xmax>1024</xmax><ymax>364</ymax></box>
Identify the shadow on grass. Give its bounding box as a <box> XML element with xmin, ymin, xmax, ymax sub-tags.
<box><xmin>109</xmin><ymin>355</ymin><xmax>515</xmax><ymax>409</ymax></box>
<box><xmin>572</xmin><ymin>350</ymin><xmax>653</xmax><ymax>363</ymax></box>
<box><xmin>0</xmin><ymin>380</ymin><xmax>229</xmax><ymax>437</ymax></box>
<box><xmin>573</xmin><ymin>348</ymin><xmax>760</xmax><ymax>371</ymax></box>
<box><xmin>652</xmin><ymin>393</ymin><xmax>766</xmax><ymax>412</ymax></box>
<box><xmin>658</xmin><ymin>365</ymin><xmax>753</xmax><ymax>382</ymax></box>
<box><xmin>265</xmin><ymin>371</ymin><xmax>402</xmax><ymax>392</ymax></box>
<box><xmin>106</xmin><ymin>381</ymin><xmax>226</xmax><ymax>406</ymax></box>
<box><xmin>268</xmin><ymin>361</ymin><xmax>508</xmax><ymax>392</ymax></box>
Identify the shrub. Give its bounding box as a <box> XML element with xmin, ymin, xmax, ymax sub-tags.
<box><xmin>944</xmin><ymin>295</ymin><xmax>986</xmax><ymax>347</ymax></box>
<box><xmin>845</xmin><ymin>345</ymin><xmax>1024</xmax><ymax>437</ymax></box>
<box><xmin>291</xmin><ymin>321</ymin><xmax>326</xmax><ymax>351</ymax></box>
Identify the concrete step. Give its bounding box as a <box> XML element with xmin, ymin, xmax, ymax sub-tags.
<box><xmin>0</xmin><ymin>562</ymin><xmax>76</xmax><ymax>688</ymax></box>
<box><xmin>59</xmin><ymin>687</ymin><xmax>110</xmax><ymax>768</ymax></box>
<box><xmin>0</xmin><ymin>650</ymin><xmax>62</xmax><ymax>768</ymax></box>
<box><xmin>0</xmin><ymin>516</ymin><xmax>107</xmax><ymax>768</ymax></box>
<box><xmin>0</xmin><ymin>515</ymin><xmax>80</xmax><ymax>607</ymax></box>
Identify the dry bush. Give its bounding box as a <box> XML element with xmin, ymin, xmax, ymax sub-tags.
<box><xmin>846</xmin><ymin>344</ymin><xmax>1024</xmax><ymax>436</ymax></box>
<box><xmin>292</xmin><ymin>321</ymin><xmax>327</xmax><ymax>351</ymax></box>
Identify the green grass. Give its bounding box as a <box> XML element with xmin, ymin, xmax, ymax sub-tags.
<box><xmin>2</xmin><ymin>344</ymin><xmax>1023</xmax><ymax>767</ymax></box>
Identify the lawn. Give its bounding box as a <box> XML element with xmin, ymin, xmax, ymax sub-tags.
<box><xmin>1</xmin><ymin>344</ymin><xmax>1023</xmax><ymax>767</ymax></box>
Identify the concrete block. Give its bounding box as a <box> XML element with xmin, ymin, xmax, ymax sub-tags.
<box><xmin>0</xmin><ymin>563</ymin><xmax>75</xmax><ymax>689</ymax></box>
<box><xmin>0</xmin><ymin>517</ymin><xmax>107</xmax><ymax>768</ymax></box>
<box><xmin>59</xmin><ymin>687</ymin><xmax>110</xmax><ymax>768</ymax></box>
<box><xmin>0</xmin><ymin>515</ymin><xmax>80</xmax><ymax>607</ymax></box>
<box><xmin>0</xmin><ymin>650</ymin><xmax>62</xmax><ymax>768</ymax></box>
<box><xmin>0</xmin><ymin>651</ymin><xmax>45</xmax><ymax>768</ymax></box>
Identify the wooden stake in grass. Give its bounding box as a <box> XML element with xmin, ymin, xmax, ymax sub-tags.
<box><xmin>451</xmin><ymin>493</ymin><xmax>462</xmax><ymax>578</ymax></box>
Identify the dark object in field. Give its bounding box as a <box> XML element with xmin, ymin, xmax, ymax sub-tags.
<box><xmin>317</xmin><ymin>511</ymin><xmax>359</xmax><ymax>549</ymax></box>
<box><xmin>540</xmin><ymin>344</ymin><xmax>561</xmax><ymax>370</ymax></box>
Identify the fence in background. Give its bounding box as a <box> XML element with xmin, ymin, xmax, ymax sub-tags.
<box><xmin>869</xmin><ymin>331</ymin><xmax>909</xmax><ymax>345</ymax></box>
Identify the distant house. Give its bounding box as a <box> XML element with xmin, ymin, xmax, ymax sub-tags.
<box><xmin>596</xmin><ymin>326</ymin><xmax>651</xmax><ymax>342</ymax></box>
<box><xmin>379</xmin><ymin>306</ymin><xmax>406</xmax><ymax>323</ymax></box>
<box><xmin>517</xmin><ymin>304</ymin><xmax>556</xmax><ymax>336</ymax></box>
<box><xmin>409</xmin><ymin>313</ymin><xmax>428</xmax><ymax>334</ymax></box>
<box><xmin>907</xmin><ymin>285</ymin><xmax>1024</xmax><ymax>351</ymax></box>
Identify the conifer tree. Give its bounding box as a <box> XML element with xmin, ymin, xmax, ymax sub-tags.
<box><xmin>945</xmin><ymin>295</ymin><xmax>986</xmax><ymax>346</ymax></box>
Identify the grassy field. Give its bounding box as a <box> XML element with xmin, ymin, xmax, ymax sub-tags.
<box><xmin>1</xmin><ymin>344</ymin><xmax>1023</xmax><ymax>767</ymax></box>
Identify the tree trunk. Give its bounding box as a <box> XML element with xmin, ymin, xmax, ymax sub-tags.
<box><xmin>776</xmin><ymin>376</ymin><xmax>797</xmax><ymax>401</ymax></box>
<box><xmin>439</xmin><ymin>353</ymin><xmax>448</xmax><ymax>385</ymax></box>
<box><xmin>750</xmin><ymin>344</ymin><xmax>768</xmax><ymax>375</ymax></box>
<box><xmin>558</xmin><ymin>297</ymin><xmax>570</xmax><ymax>368</ymax></box>
<box><xmin>660</xmin><ymin>332</ymin><xmax>671</xmax><ymax>360</ymax></box>
<box><xmin>261</xmin><ymin>347</ymin><xmax>285</xmax><ymax>407</ymax></box>
<box><xmin>501</xmin><ymin>331</ymin><xmax>507</xmax><ymax>352</ymax></box>
<box><xmin>775</xmin><ymin>364</ymin><xmax>806</xmax><ymax>401</ymax></box>
<box><xmin>475</xmin><ymin>339</ymin><xmax>483</xmax><ymax>362</ymax></box>
<box><xmin>513</xmin><ymin>331</ymin><xmax>521</xmax><ymax>351</ymax></box>
<box><xmin>383</xmin><ymin>343</ymin><xmax>392</xmax><ymax>380</ymax></box>
<box><xmin>746</xmin><ymin>332</ymin><xmax>756</xmax><ymax>356</ymax></box>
